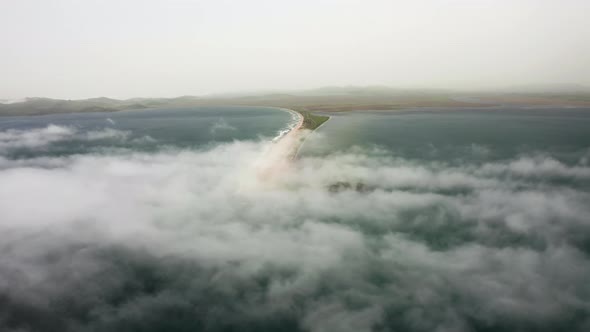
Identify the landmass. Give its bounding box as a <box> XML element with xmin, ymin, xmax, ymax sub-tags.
<box><xmin>2</xmin><ymin>86</ymin><xmax>590</xmax><ymax>117</ymax></box>
<box><xmin>296</xmin><ymin>110</ymin><xmax>330</xmax><ymax>130</ymax></box>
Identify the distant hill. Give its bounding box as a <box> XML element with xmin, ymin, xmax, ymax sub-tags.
<box><xmin>2</xmin><ymin>86</ymin><xmax>589</xmax><ymax>116</ymax></box>
<box><xmin>0</xmin><ymin>97</ymin><xmax>148</xmax><ymax>116</ymax></box>
<box><xmin>0</xmin><ymin>96</ymin><xmax>207</xmax><ymax>116</ymax></box>
<box><xmin>495</xmin><ymin>84</ymin><xmax>590</xmax><ymax>94</ymax></box>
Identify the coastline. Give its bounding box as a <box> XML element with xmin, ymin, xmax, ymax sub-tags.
<box><xmin>274</xmin><ymin>108</ymin><xmax>330</xmax><ymax>161</ymax></box>
<box><xmin>293</xmin><ymin>113</ymin><xmax>329</xmax><ymax>159</ymax></box>
<box><xmin>273</xmin><ymin>108</ymin><xmax>304</xmax><ymax>142</ymax></box>
<box><xmin>257</xmin><ymin>108</ymin><xmax>328</xmax><ymax>181</ymax></box>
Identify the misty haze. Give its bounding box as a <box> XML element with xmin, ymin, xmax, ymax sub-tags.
<box><xmin>1</xmin><ymin>1</ymin><xmax>590</xmax><ymax>332</ymax></box>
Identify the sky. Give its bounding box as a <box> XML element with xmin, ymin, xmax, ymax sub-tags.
<box><xmin>1</xmin><ymin>0</ymin><xmax>589</xmax><ymax>99</ymax></box>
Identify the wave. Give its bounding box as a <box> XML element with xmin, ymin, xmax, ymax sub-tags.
<box><xmin>272</xmin><ymin>108</ymin><xmax>302</xmax><ymax>142</ymax></box>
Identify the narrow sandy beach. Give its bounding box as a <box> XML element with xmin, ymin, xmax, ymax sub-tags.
<box><xmin>255</xmin><ymin>109</ymin><xmax>306</xmax><ymax>181</ymax></box>
<box><xmin>280</xmin><ymin>109</ymin><xmax>305</xmax><ymax>158</ymax></box>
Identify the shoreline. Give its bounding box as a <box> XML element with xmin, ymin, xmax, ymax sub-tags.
<box><xmin>4</xmin><ymin>102</ymin><xmax>590</xmax><ymax>119</ymax></box>
<box><xmin>274</xmin><ymin>108</ymin><xmax>304</xmax><ymax>141</ymax></box>
<box><xmin>263</xmin><ymin>108</ymin><xmax>328</xmax><ymax>169</ymax></box>
<box><xmin>293</xmin><ymin>114</ymin><xmax>329</xmax><ymax>159</ymax></box>
<box><xmin>273</xmin><ymin>108</ymin><xmax>305</xmax><ymax>160</ymax></box>
<box><xmin>275</xmin><ymin>108</ymin><xmax>332</xmax><ymax>160</ymax></box>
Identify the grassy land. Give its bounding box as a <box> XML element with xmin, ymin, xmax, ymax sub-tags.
<box><xmin>297</xmin><ymin>110</ymin><xmax>330</xmax><ymax>130</ymax></box>
<box><xmin>3</xmin><ymin>87</ymin><xmax>590</xmax><ymax>117</ymax></box>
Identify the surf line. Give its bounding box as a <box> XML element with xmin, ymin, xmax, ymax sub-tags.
<box><xmin>272</xmin><ymin>108</ymin><xmax>304</xmax><ymax>143</ymax></box>
<box><xmin>256</xmin><ymin>108</ymin><xmax>329</xmax><ymax>181</ymax></box>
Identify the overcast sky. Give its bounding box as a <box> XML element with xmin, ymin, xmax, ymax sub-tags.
<box><xmin>1</xmin><ymin>0</ymin><xmax>589</xmax><ymax>99</ymax></box>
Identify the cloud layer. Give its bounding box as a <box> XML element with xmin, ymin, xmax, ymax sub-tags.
<box><xmin>0</xmin><ymin>125</ymin><xmax>131</xmax><ymax>152</ymax></box>
<box><xmin>1</xmin><ymin>126</ymin><xmax>590</xmax><ymax>332</ymax></box>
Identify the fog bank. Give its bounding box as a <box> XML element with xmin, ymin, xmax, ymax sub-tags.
<box><xmin>1</xmin><ymin>125</ymin><xmax>590</xmax><ymax>331</ymax></box>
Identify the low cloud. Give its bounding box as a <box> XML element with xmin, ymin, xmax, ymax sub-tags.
<box><xmin>0</xmin><ymin>124</ymin><xmax>131</xmax><ymax>153</ymax></box>
<box><xmin>210</xmin><ymin>118</ymin><xmax>237</xmax><ymax>135</ymax></box>
<box><xmin>480</xmin><ymin>156</ymin><xmax>590</xmax><ymax>178</ymax></box>
<box><xmin>0</xmin><ymin>124</ymin><xmax>75</xmax><ymax>151</ymax></box>
<box><xmin>0</xmin><ymin>127</ymin><xmax>590</xmax><ymax>331</ymax></box>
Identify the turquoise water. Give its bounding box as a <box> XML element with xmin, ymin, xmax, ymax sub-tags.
<box><xmin>301</xmin><ymin>107</ymin><xmax>590</xmax><ymax>166</ymax></box>
<box><xmin>2</xmin><ymin>106</ymin><xmax>590</xmax><ymax>331</ymax></box>
<box><xmin>0</xmin><ymin>106</ymin><xmax>295</xmax><ymax>158</ymax></box>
